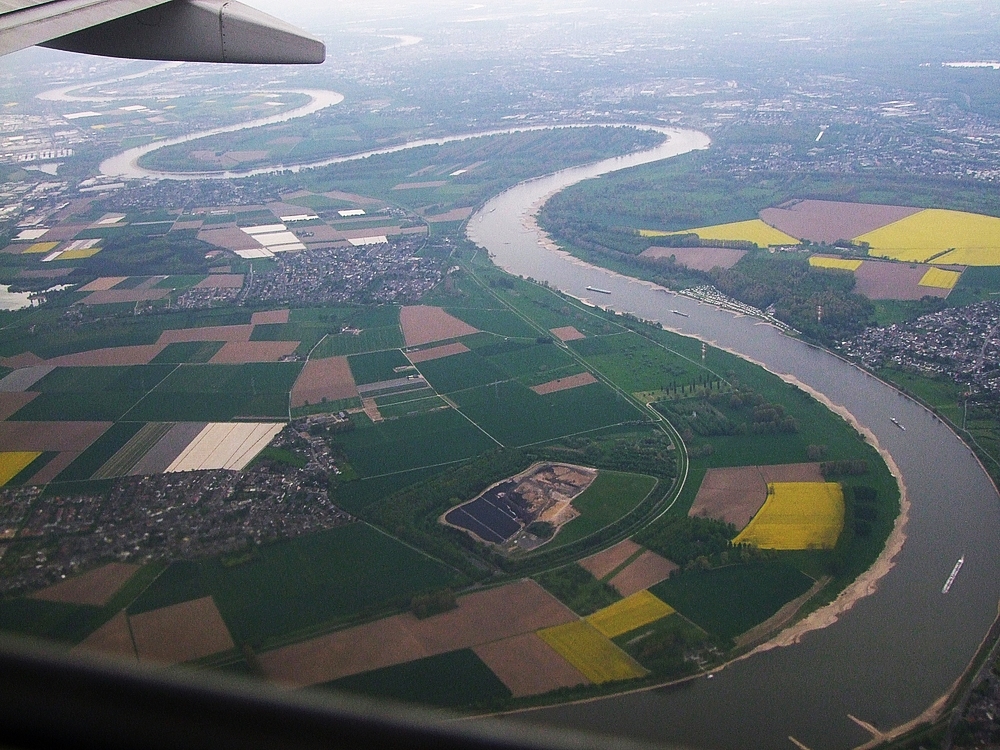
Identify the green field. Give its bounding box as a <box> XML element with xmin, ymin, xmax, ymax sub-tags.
<box><xmin>453</xmin><ymin>380</ymin><xmax>644</xmax><ymax>447</ymax></box>
<box><xmin>30</xmin><ymin>365</ymin><xmax>175</xmax><ymax>394</ymax></box>
<box><xmin>10</xmin><ymin>391</ymin><xmax>146</xmax><ymax>422</ymax></box>
<box><xmin>347</xmin><ymin>349</ymin><xmax>413</xmax><ymax>385</ymax></box>
<box><xmin>649</xmin><ymin>561</ymin><xmax>814</xmax><ymax>641</ymax></box>
<box><xmin>129</xmin><ymin>523</ymin><xmax>459</xmax><ymax>645</ymax></box>
<box><xmin>535</xmin><ymin>564</ymin><xmax>621</xmax><ymax>616</ymax></box>
<box><xmin>444</xmin><ymin>307</ymin><xmax>537</xmax><ymax>338</ymax></box>
<box><xmin>570</xmin><ymin>333</ymin><xmax>703</xmax><ymax>393</ymax></box>
<box><xmin>313</xmin><ymin>327</ymin><xmax>405</xmax><ymax>357</ymax></box>
<box><xmin>151</xmin><ymin>341</ymin><xmax>224</xmax><ymax>364</ymax></box>
<box><xmin>376</xmin><ymin>396</ymin><xmax>450</xmax><ymax>419</ymax></box>
<box><xmin>334</xmin><ymin>408</ymin><xmax>497</xmax><ymax>476</ymax></box>
<box><xmin>332</xmin><ymin>466</ymin><xmax>449</xmax><ymax>515</ymax></box>
<box><xmin>479</xmin><ymin>339</ymin><xmax>578</xmax><ymax>381</ymax></box>
<box><xmin>325</xmin><ymin>648</ymin><xmax>511</xmax><ymax>709</ymax></box>
<box><xmin>548</xmin><ymin>471</ymin><xmax>657</xmax><ymax>549</ymax></box>
<box><xmin>415</xmin><ymin>350</ymin><xmax>506</xmax><ymax>394</ymax></box>
<box><xmin>126</xmin><ymin>362</ymin><xmax>301</xmax><ymax>421</ymax></box>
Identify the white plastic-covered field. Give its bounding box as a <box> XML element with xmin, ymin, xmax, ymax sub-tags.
<box><xmin>165</xmin><ymin>422</ymin><xmax>283</xmax><ymax>472</ymax></box>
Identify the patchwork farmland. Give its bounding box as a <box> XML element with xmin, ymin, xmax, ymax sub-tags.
<box><xmin>0</xmin><ymin>231</ymin><xmax>899</xmax><ymax>714</ymax></box>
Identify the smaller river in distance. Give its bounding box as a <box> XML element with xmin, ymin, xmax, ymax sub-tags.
<box><xmin>467</xmin><ymin>129</ymin><xmax>1000</xmax><ymax>750</ymax></box>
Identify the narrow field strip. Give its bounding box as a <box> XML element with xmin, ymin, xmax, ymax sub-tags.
<box><xmin>536</xmin><ymin>620</ymin><xmax>648</xmax><ymax>683</ymax></box>
<box><xmin>92</xmin><ymin>422</ymin><xmax>174</xmax><ymax>479</ymax></box>
<box><xmin>586</xmin><ymin>590</ymin><xmax>675</xmax><ymax>638</ymax></box>
<box><xmin>808</xmin><ymin>256</ymin><xmax>863</xmax><ymax>271</ymax></box>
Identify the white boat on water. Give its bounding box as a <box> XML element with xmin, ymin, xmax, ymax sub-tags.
<box><xmin>942</xmin><ymin>555</ymin><xmax>965</xmax><ymax>593</ymax></box>
<box><xmin>586</xmin><ymin>286</ymin><xmax>612</xmax><ymax>295</ymax></box>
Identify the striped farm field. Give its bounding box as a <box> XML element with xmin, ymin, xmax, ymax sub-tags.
<box><xmin>809</xmin><ymin>256</ymin><xmax>863</xmax><ymax>272</ymax></box>
<box><xmin>734</xmin><ymin>482</ymin><xmax>844</xmax><ymax>550</ymax></box>
<box><xmin>165</xmin><ymin>422</ymin><xmax>283</xmax><ymax>472</ymax></box>
<box><xmin>0</xmin><ymin>452</ymin><xmax>41</xmax><ymax>485</ymax></box>
<box><xmin>537</xmin><ymin>621</ymin><xmax>648</xmax><ymax>683</ymax></box>
<box><xmin>641</xmin><ymin>219</ymin><xmax>798</xmax><ymax>247</ymax></box>
<box><xmin>856</xmin><ymin>209</ymin><xmax>1000</xmax><ymax>265</ymax></box>
<box><xmin>919</xmin><ymin>267</ymin><xmax>962</xmax><ymax>290</ymax></box>
<box><xmin>585</xmin><ymin>590</ymin><xmax>674</xmax><ymax>639</ymax></box>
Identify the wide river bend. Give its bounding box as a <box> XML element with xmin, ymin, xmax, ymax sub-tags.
<box><xmin>96</xmin><ymin>109</ymin><xmax>1000</xmax><ymax>749</ymax></box>
<box><xmin>467</xmin><ymin>129</ymin><xmax>1000</xmax><ymax>750</ymax></box>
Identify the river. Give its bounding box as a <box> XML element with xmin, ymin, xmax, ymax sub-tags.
<box><xmin>94</xmin><ymin>108</ymin><xmax>1000</xmax><ymax>748</ymax></box>
<box><xmin>467</xmin><ymin>129</ymin><xmax>1000</xmax><ymax>750</ymax></box>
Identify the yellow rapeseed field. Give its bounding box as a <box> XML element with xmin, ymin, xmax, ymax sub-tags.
<box><xmin>808</xmin><ymin>256</ymin><xmax>863</xmax><ymax>271</ymax></box>
<box><xmin>0</xmin><ymin>452</ymin><xmax>41</xmax><ymax>486</ymax></box>
<box><xmin>855</xmin><ymin>209</ymin><xmax>1000</xmax><ymax>266</ymax></box>
<box><xmin>22</xmin><ymin>242</ymin><xmax>59</xmax><ymax>255</ymax></box>
<box><xmin>918</xmin><ymin>267</ymin><xmax>961</xmax><ymax>290</ymax></box>
<box><xmin>58</xmin><ymin>246</ymin><xmax>102</xmax><ymax>260</ymax></box>
<box><xmin>640</xmin><ymin>219</ymin><xmax>799</xmax><ymax>247</ymax></box>
<box><xmin>537</xmin><ymin>621</ymin><xmax>648</xmax><ymax>683</ymax></box>
<box><xmin>733</xmin><ymin>482</ymin><xmax>844</xmax><ymax>550</ymax></box>
<box><xmin>586</xmin><ymin>590</ymin><xmax>675</xmax><ymax>638</ymax></box>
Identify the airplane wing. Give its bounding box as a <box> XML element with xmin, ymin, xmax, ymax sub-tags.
<box><xmin>0</xmin><ymin>0</ymin><xmax>325</xmax><ymax>63</ymax></box>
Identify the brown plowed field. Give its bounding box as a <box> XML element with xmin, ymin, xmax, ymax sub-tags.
<box><xmin>0</xmin><ymin>366</ymin><xmax>53</xmax><ymax>392</ymax></box>
<box><xmin>171</xmin><ymin>220</ymin><xmax>203</xmax><ymax>231</ymax></box>
<box><xmin>250</xmin><ymin>309</ymin><xmax>290</xmax><ymax>325</ymax></box>
<box><xmin>79</xmin><ymin>277</ymin><xmax>127</xmax><ymax>292</ymax></box>
<box><xmin>208</xmin><ymin>341</ymin><xmax>299</xmax><ymax>364</ymax></box>
<box><xmin>758</xmin><ymin>462</ymin><xmax>824</xmax><ymax>484</ymax></box>
<box><xmin>0</xmin><ymin>353</ymin><xmax>45</xmax><ymax>369</ymax></box>
<box><xmin>400</xmin><ymin>306</ymin><xmax>478</xmax><ymax>347</ymax></box>
<box><xmin>609</xmin><ymin>551</ymin><xmax>678</xmax><ymax>597</ymax></box>
<box><xmin>197</xmin><ymin>226</ymin><xmax>262</xmax><ymax>251</ymax></box>
<box><xmin>290</xmin><ymin>356</ymin><xmax>357</xmax><ymax>408</ymax></box>
<box><xmin>854</xmin><ymin>260</ymin><xmax>953</xmax><ymax>300</ymax></box>
<box><xmin>531</xmin><ymin>372</ymin><xmax>598</xmax><ymax>395</ymax></box>
<box><xmin>73</xmin><ymin>612</ymin><xmax>136</xmax><ymax>660</ymax></box>
<box><xmin>20</xmin><ymin>268</ymin><xmax>74</xmax><ymax>279</ymax></box>
<box><xmin>425</xmin><ymin>207</ymin><xmax>474</xmax><ymax>222</ymax></box>
<box><xmin>259</xmin><ymin>579</ymin><xmax>576</xmax><ymax>687</ymax></box>
<box><xmin>195</xmin><ymin>274</ymin><xmax>245</xmax><ymax>289</ymax></box>
<box><xmin>41</xmin><ymin>224</ymin><xmax>86</xmax><ymax>241</ymax></box>
<box><xmin>0</xmin><ymin>392</ymin><xmax>38</xmax><ymax>420</ymax></box>
<box><xmin>473</xmin><ymin>633</ymin><xmax>589</xmax><ymax>697</ymax></box>
<box><xmin>0</xmin><ymin>421</ymin><xmax>110</xmax><ymax>452</ymax></box>
<box><xmin>31</xmin><ymin>562</ymin><xmax>139</xmax><ymax>606</ymax></box>
<box><xmin>689</xmin><ymin>466</ymin><xmax>768</xmax><ymax>530</ymax></box>
<box><xmin>158</xmin><ymin>325</ymin><xmax>253</xmax><ymax>344</ymax></box>
<box><xmin>130</xmin><ymin>596</ymin><xmax>235</xmax><ymax>665</ymax></box>
<box><xmin>47</xmin><ymin>345</ymin><xmax>166</xmax><ymax>367</ymax></box>
<box><xmin>260</xmin><ymin>616</ymin><xmax>430</xmax><ymax>687</ymax></box>
<box><xmin>27</xmin><ymin>451</ymin><xmax>79</xmax><ymax>485</ymax></box>
<box><xmin>406</xmin><ymin>342</ymin><xmax>470</xmax><ymax>363</ymax></box>
<box><xmin>641</xmin><ymin>246</ymin><xmax>747</xmax><ymax>271</ymax></box>
<box><xmin>579</xmin><ymin>539</ymin><xmax>643</xmax><ymax>580</ymax></box>
<box><xmin>549</xmin><ymin>326</ymin><xmax>585</xmax><ymax>342</ymax></box>
<box><xmin>82</xmin><ymin>289</ymin><xmax>170</xmax><ymax>305</ymax></box>
<box><xmin>300</xmin><ymin>226</ymin><xmax>344</xmax><ymax>243</ymax></box>
<box><xmin>759</xmin><ymin>199</ymin><xmax>921</xmax><ymax>244</ymax></box>
<box><xmin>690</xmin><ymin>463</ymin><xmax>825</xmax><ymax>529</ymax></box>
<box><xmin>340</xmin><ymin>227</ymin><xmax>400</xmax><ymax>240</ymax></box>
